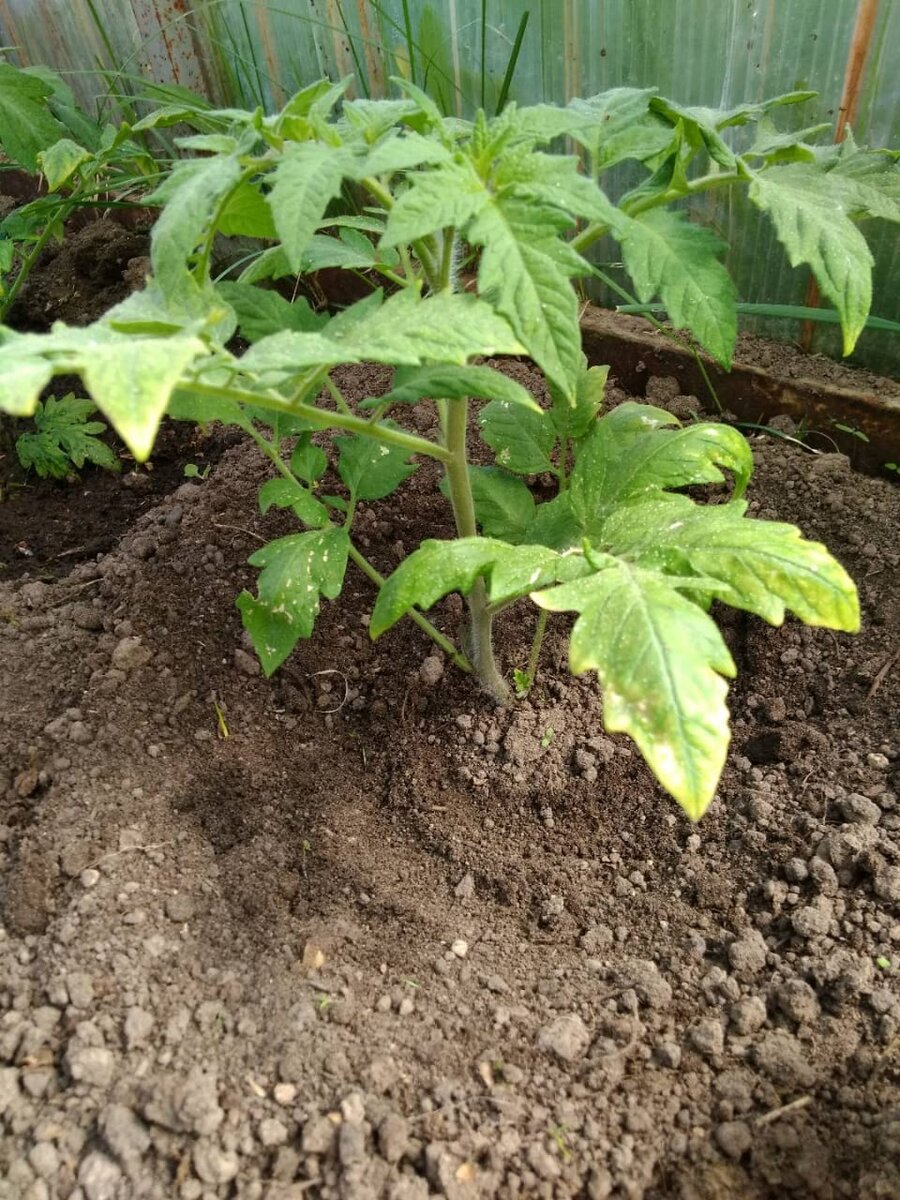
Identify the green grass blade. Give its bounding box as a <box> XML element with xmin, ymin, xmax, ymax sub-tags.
<box><xmin>400</xmin><ymin>0</ymin><xmax>417</xmax><ymax>85</ymax></box>
<box><xmin>480</xmin><ymin>0</ymin><xmax>488</xmax><ymax>111</ymax></box>
<box><xmin>496</xmin><ymin>10</ymin><xmax>529</xmax><ymax>115</ymax></box>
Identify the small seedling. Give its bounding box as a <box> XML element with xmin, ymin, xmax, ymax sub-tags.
<box><xmin>833</xmin><ymin>422</ymin><xmax>870</xmax><ymax>443</ymax></box>
<box><xmin>184</xmin><ymin>462</ymin><xmax>211</xmax><ymax>480</ymax></box>
<box><xmin>14</xmin><ymin>394</ymin><xmax>119</xmax><ymax>479</ymax></box>
<box><xmin>876</xmin><ymin>956</ymin><xmax>893</xmax><ymax>971</ymax></box>
<box><xmin>540</xmin><ymin>727</ymin><xmax>555</xmax><ymax>749</ymax></box>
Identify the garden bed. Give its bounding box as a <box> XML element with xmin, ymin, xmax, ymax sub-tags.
<box><xmin>1</xmin><ymin>267</ymin><xmax>899</xmax><ymax>1197</ymax></box>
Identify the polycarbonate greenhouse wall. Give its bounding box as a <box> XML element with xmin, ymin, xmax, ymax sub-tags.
<box><xmin>1</xmin><ymin>0</ymin><xmax>898</xmax><ymax>373</ymax></box>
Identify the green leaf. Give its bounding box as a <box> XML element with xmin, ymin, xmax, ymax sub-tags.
<box><xmin>237</xmin><ymin>527</ymin><xmax>350</xmax><ymax>675</ymax></box>
<box><xmin>381</xmin><ymin>160</ymin><xmax>485</xmax><ymax>245</ymax></box>
<box><xmin>149</xmin><ymin>155</ymin><xmax>243</xmax><ymax>290</ymax></box>
<box><xmin>826</xmin><ymin>153</ymin><xmax>900</xmax><ymax>224</ymax></box>
<box><xmin>0</xmin><ymin>63</ymin><xmax>64</xmax><ymax>171</ymax></box>
<box><xmin>355</xmin><ymin>130</ymin><xmax>452</xmax><ymax>176</ymax></box>
<box><xmin>270</xmin><ymin>143</ymin><xmax>356</xmax><ymax>271</ymax></box>
<box><xmin>217</xmin><ymin>282</ymin><xmax>327</xmax><ymax>342</ymax></box>
<box><xmin>258</xmin><ymin>477</ymin><xmax>328</xmax><ymax>527</ymax></box>
<box><xmin>370</xmin><ymin>537</ymin><xmax>510</xmax><ymax>637</ymax></box>
<box><xmin>290</xmin><ymin>435</ymin><xmax>327</xmax><ymax>483</ymax></box>
<box><xmin>238</xmin><ymin>246</ymin><xmax>293</xmax><ymax>284</ymax></box>
<box><xmin>568</xmin><ymin>89</ymin><xmax>672</xmax><ymax>170</ymax></box>
<box><xmin>534</xmin><ymin>557</ymin><xmax>736</xmax><ymax>818</ymax></box>
<box><xmin>609</xmin><ymin>502</ymin><xmax>859</xmax><ymax>632</ymax></box>
<box><xmin>336</xmin><ymin>428</ymin><xmax>417</xmax><ymax>501</ymax></box>
<box><xmin>81</xmin><ymin>334</ymin><xmax>208</xmax><ymax>461</ymax></box>
<box><xmin>297</xmin><ymin>232</ymin><xmax>376</xmax><ymax>272</ymax></box>
<box><xmin>367</xmin><ymin>363</ymin><xmax>540</xmax><ymax>412</ymax></box>
<box><xmin>239</xmin><ymin>291</ymin><xmax>523</xmax><ymax>384</ymax></box>
<box><xmin>648</xmin><ymin>97</ymin><xmax>736</xmax><ymax>168</ymax></box>
<box><xmin>494</xmin><ymin>150</ymin><xmax>621</xmax><ymax>224</ymax></box>
<box><xmin>616</xmin><ymin>209</ymin><xmax>737</xmax><ymax>366</ymax></box>
<box><xmin>166</xmin><ymin>386</ymin><xmax>247</xmax><ymax>428</ymax></box>
<box><xmin>15</xmin><ymin>393</ymin><xmax>119</xmax><ymax>478</ymax></box>
<box><xmin>342</xmin><ymin>97</ymin><xmax>419</xmax><ymax>141</ymax></box>
<box><xmin>0</xmin><ymin>332</ymin><xmax>54</xmax><ymax>416</ymax></box>
<box><xmin>487</xmin><ymin>543</ymin><xmax>590</xmax><ymax>605</ymax></box>
<box><xmin>749</xmin><ymin>166</ymin><xmax>873</xmax><ymax>354</ymax></box>
<box><xmin>479</xmin><ymin>399</ymin><xmax>556</xmax><ymax>475</ymax></box>
<box><xmin>470</xmin><ymin>194</ymin><xmax>586</xmax><ymax>400</ymax></box>
<box><xmin>38</xmin><ymin>138</ymin><xmax>92</xmax><ymax>191</ymax></box>
<box><xmin>443</xmin><ymin>466</ymin><xmax>536</xmax><ymax>542</ymax></box>
<box><xmin>525</xmin><ymin>493</ymin><xmax>582</xmax><ymax>551</ymax></box>
<box><xmin>215</xmin><ymin>180</ymin><xmax>277</xmax><ymax>239</ymax></box>
<box><xmin>569</xmin><ymin>402</ymin><xmax>752</xmax><ymax>535</ymax></box>
<box><xmin>550</xmin><ymin>363</ymin><xmax>609</xmax><ymax>443</ymax></box>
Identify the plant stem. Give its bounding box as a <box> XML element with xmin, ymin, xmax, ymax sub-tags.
<box><xmin>244</xmin><ymin>422</ymin><xmax>471</xmax><ymax>670</ymax></box>
<box><xmin>442</xmin><ymin>396</ymin><xmax>511</xmax><ymax>703</ymax></box>
<box><xmin>523</xmin><ymin>608</ymin><xmax>548</xmax><ymax>692</ymax></box>
<box><xmin>1</xmin><ymin>194</ymin><xmax>80</xmax><ymax>321</ymax></box>
<box><xmin>176</xmin><ymin>379</ymin><xmax>451</xmax><ymax>462</ymax></box>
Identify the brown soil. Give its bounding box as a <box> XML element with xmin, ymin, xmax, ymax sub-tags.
<box><xmin>1</xmin><ymin>227</ymin><xmax>899</xmax><ymax>1200</ymax></box>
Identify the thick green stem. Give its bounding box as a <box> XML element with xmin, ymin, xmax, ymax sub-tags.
<box><xmin>523</xmin><ymin>608</ymin><xmax>548</xmax><ymax>692</ymax></box>
<box><xmin>442</xmin><ymin>396</ymin><xmax>511</xmax><ymax>703</ymax></box>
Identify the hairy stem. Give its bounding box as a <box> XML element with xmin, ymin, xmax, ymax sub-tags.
<box><xmin>522</xmin><ymin>608</ymin><xmax>549</xmax><ymax>693</ymax></box>
<box><xmin>442</xmin><ymin>396</ymin><xmax>511</xmax><ymax>703</ymax></box>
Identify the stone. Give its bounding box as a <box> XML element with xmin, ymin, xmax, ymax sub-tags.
<box><xmin>728</xmin><ymin>931</ymin><xmax>768</xmax><ymax>977</ymax></box>
<box><xmin>689</xmin><ymin>1018</ymin><xmax>724</xmax><ymax>1059</ymax></box>
<box><xmin>66</xmin><ymin>1045</ymin><xmax>115</xmax><ymax>1089</ymax></box>
<box><xmin>874</xmin><ymin>865</ymin><xmax>900</xmax><ymax>904</ymax></box>
<box><xmin>378</xmin><ymin>1113</ymin><xmax>409</xmax><ymax>1164</ymax></box>
<box><xmin>124</xmin><ymin>1007</ymin><xmax>154</xmax><ymax>1050</ymax></box>
<box><xmin>527</xmin><ymin>1140</ymin><xmax>561</xmax><ymax>1180</ymax></box>
<box><xmin>111</xmin><ymin>637</ymin><xmax>152</xmax><ymax>671</ymax></box>
<box><xmin>450</xmin><ymin>940</ymin><xmax>468</xmax><ymax>959</ymax></box>
<box><xmin>193</xmin><ymin>1141</ymin><xmax>239</xmax><ymax>1186</ymax></box>
<box><xmin>302</xmin><ymin>1114</ymin><xmax>337</xmax><ymax>1155</ymax></box>
<box><xmin>840</xmin><ymin>794</ymin><xmax>882</xmax><ymax>825</ymax></box>
<box><xmin>259</xmin><ymin>1118</ymin><xmax>289</xmax><ymax>1148</ymax></box>
<box><xmin>654</xmin><ymin>1041</ymin><xmax>682</xmax><ymax>1068</ymax></box>
<box><xmin>0</xmin><ymin>1067</ymin><xmax>22</xmax><ymax>1115</ymax></box>
<box><xmin>77</xmin><ymin>1152</ymin><xmax>123</xmax><ymax>1200</ymax></box>
<box><xmin>100</xmin><ymin>1103</ymin><xmax>151</xmax><ymax>1170</ymax></box>
<box><xmin>143</xmin><ymin>1068</ymin><xmax>223</xmax><ymax>1136</ymax></box>
<box><xmin>27</xmin><ymin>1142</ymin><xmax>59</xmax><ymax>1179</ymax></box>
<box><xmin>753</xmin><ymin>1031</ymin><xmax>815</xmax><ymax>1089</ymax></box>
<box><xmin>775</xmin><ymin>980</ymin><xmax>820</xmax><ymax>1025</ymax></box>
<box><xmin>419</xmin><ymin>656</ymin><xmax>444</xmax><ymax>687</ymax></box>
<box><xmin>716</xmin><ymin>1120</ymin><xmax>752</xmax><ymax>1160</ymax></box>
<box><xmin>537</xmin><ymin>1013</ymin><xmax>591</xmax><ymax>1062</ymax></box>
<box><xmin>66</xmin><ymin>972</ymin><xmax>94</xmax><ymax>1009</ymax></box>
<box><xmin>234</xmin><ymin>648</ymin><xmax>260</xmax><ymax>677</ymax></box>
<box><xmin>454</xmin><ymin>873</ymin><xmax>475</xmax><ymax>900</ymax></box>
<box><xmin>791</xmin><ymin>897</ymin><xmax>833</xmax><ymax>939</ymax></box>
<box><xmin>165</xmin><ymin>893</ymin><xmax>196</xmax><ymax>923</ymax></box>
<box><xmin>730</xmin><ymin>996</ymin><xmax>767</xmax><ymax>1035</ymax></box>
<box><xmin>338</xmin><ymin>1121</ymin><xmax>366</xmax><ymax>1166</ymax></box>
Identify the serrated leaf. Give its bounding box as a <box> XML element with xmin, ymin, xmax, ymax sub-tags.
<box><xmin>479</xmin><ymin>399</ymin><xmax>556</xmax><ymax>475</ymax></box>
<box><xmin>495</xmin><ymin>151</ymin><xmax>621</xmax><ymax>225</ymax></box>
<box><xmin>149</xmin><ymin>155</ymin><xmax>243</xmax><ymax>290</ymax></box>
<box><xmin>750</xmin><ymin>167</ymin><xmax>872</xmax><ymax>354</ymax></box>
<box><xmin>38</xmin><ymin>138</ymin><xmax>92</xmax><ymax>191</ymax></box>
<box><xmin>0</xmin><ymin>337</ymin><xmax>54</xmax><ymax>415</ymax></box>
<box><xmin>534</xmin><ymin>558</ymin><xmax>736</xmax><ymax>818</ymax></box>
<box><xmin>355</xmin><ymin>130</ymin><xmax>452</xmax><ymax>176</ymax></box>
<box><xmin>0</xmin><ymin>63</ymin><xmax>64</xmax><ymax>171</ymax></box>
<box><xmin>649</xmin><ymin>97</ymin><xmax>736</xmax><ymax>168</ymax></box>
<box><xmin>81</xmin><ymin>335</ymin><xmax>208</xmax><ymax>461</ymax></box>
<box><xmin>167</xmin><ymin>386</ymin><xmax>247</xmax><ymax>428</ymax></box>
<box><xmin>367</xmin><ymin>364</ymin><xmax>540</xmax><ymax>412</ymax></box>
<box><xmin>525</xmin><ymin>493</ymin><xmax>581</xmax><ymax>551</ymax></box>
<box><xmin>238</xmin><ymin>526</ymin><xmax>350</xmax><ymax>675</ymax></box>
<box><xmin>240</xmin><ymin>290</ymin><xmax>523</xmax><ymax>384</ymax></box>
<box><xmin>217</xmin><ymin>282</ymin><xmax>327</xmax><ymax>343</ymax></box>
<box><xmin>440</xmin><ymin>466</ymin><xmax>536</xmax><ymax>542</ymax></box>
<box><xmin>270</xmin><ymin>144</ymin><xmax>356</xmax><ymax>271</ymax></box>
<box><xmin>258</xmin><ymin>477</ymin><xmax>329</xmax><ymax>528</ymax></box>
<box><xmin>470</xmin><ymin>195</ymin><xmax>586</xmax><ymax>400</ymax></box>
<box><xmin>381</xmin><ymin>160</ymin><xmax>485</xmax><ymax>246</ymax></box>
<box><xmin>610</xmin><ymin>501</ymin><xmax>859</xmax><ymax>632</ymax></box>
<box><xmin>16</xmin><ymin>394</ymin><xmax>120</xmax><ymax>478</ymax></box>
<box><xmin>336</xmin><ymin>428</ymin><xmax>417</xmax><ymax>501</ymax></box>
<box><xmin>370</xmin><ymin>537</ymin><xmax>510</xmax><ymax>637</ymax></box>
<box><xmin>550</xmin><ymin>363</ymin><xmax>609</xmax><ymax>443</ymax></box>
<box><xmin>341</xmin><ymin>97</ymin><xmax>419</xmax><ymax>141</ymax></box>
<box><xmin>617</xmin><ymin>209</ymin><xmax>737</xmax><ymax>366</ymax></box>
<box><xmin>569</xmin><ymin>402</ymin><xmax>752</xmax><ymax>535</ymax></box>
<box><xmin>567</xmin><ymin>89</ymin><xmax>672</xmax><ymax>170</ymax></box>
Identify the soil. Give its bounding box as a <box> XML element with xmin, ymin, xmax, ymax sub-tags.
<box><xmin>1</xmin><ymin>226</ymin><xmax>899</xmax><ymax>1200</ymax></box>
